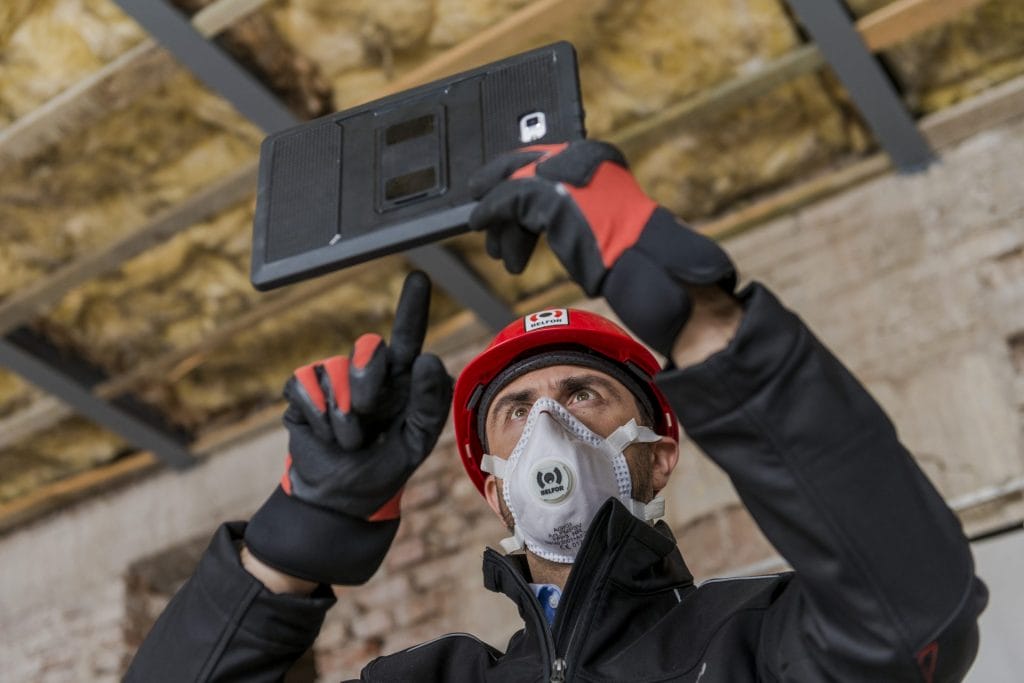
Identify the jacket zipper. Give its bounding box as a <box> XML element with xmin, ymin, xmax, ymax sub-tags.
<box><xmin>550</xmin><ymin>657</ymin><xmax>568</xmax><ymax>682</ymax></box>
<box><xmin>549</xmin><ymin>517</ymin><xmax>621</xmax><ymax>681</ymax></box>
<box><xmin>491</xmin><ymin>553</ymin><xmax>561</xmax><ymax>681</ymax></box>
<box><xmin>490</xmin><ymin>505</ymin><xmax>628</xmax><ymax>682</ymax></box>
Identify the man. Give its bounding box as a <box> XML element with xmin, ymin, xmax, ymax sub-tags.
<box><xmin>127</xmin><ymin>141</ymin><xmax>986</xmax><ymax>681</ymax></box>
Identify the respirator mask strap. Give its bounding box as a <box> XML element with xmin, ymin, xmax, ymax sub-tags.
<box><xmin>480</xmin><ymin>453</ymin><xmax>507</xmax><ymax>478</ymax></box>
<box><xmin>606</xmin><ymin>419</ymin><xmax>667</xmax><ymax>524</ymax></box>
<box><xmin>625</xmin><ymin>496</ymin><xmax>666</xmax><ymax>521</ymax></box>
<box><xmin>605</xmin><ymin>419</ymin><xmax>661</xmax><ymax>452</ymax></box>
<box><xmin>480</xmin><ymin>454</ymin><xmax>527</xmax><ymax>553</ymax></box>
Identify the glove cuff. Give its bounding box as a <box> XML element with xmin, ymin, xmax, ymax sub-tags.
<box><xmin>641</xmin><ymin>207</ymin><xmax>736</xmax><ymax>290</ymax></box>
<box><xmin>601</xmin><ymin>207</ymin><xmax>736</xmax><ymax>356</ymax></box>
<box><xmin>245</xmin><ymin>486</ymin><xmax>400</xmax><ymax>585</ymax></box>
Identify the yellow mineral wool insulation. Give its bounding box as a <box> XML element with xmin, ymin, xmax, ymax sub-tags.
<box><xmin>0</xmin><ymin>73</ymin><xmax>258</xmax><ymax>300</ymax></box>
<box><xmin>272</xmin><ymin>0</ymin><xmax>601</xmax><ymax>109</ymax></box>
<box><xmin>0</xmin><ymin>454</ymin><xmax>64</xmax><ymax>504</ymax></box>
<box><xmin>0</xmin><ymin>419</ymin><xmax>128</xmax><ymax>502</ymax></box>
<box><xmin>580</xmin><ymin>0</ymin><xmax>800</xmax><ymax>137</ymax></box>
<box><xmin>0</xmin><ymin>0</ymin><xmax>40</xmax><ymax>49</ymax></box>
<box><xmin>362</xmin><ymin>0</ymin><xmax>435</xmax><ymax>52</ymax></box>
<box><xmin>271</xmin><ymin>5</ymin><xmax>367</xmax><ymax>80</ymax></box>
<box><xmin>0</xmin><ymin>371</ymin><xmax>33</xmax><ymax>418</ymax></box>
<box><xmin>849</xmin><ymin>0</ymin><xmax>1024</xmax><ymax>113</ymax></box>
<box><xmin>113</xmin><ymin>263</ymin><xmax>419</xmax><ymax>426</ymax></box>
<box><xmin>0</xmin><ymin>0</ymin><xmax>145</xmax><ymax>123</ymax></box>
<box><xmin>30</xmin><ymin>418</ymin><xmax>128</xmax><ymax>468</ymax></box>
<box><xmin>427</xmin><ymin>0</ymin><xmax>535</xmax><ymax>48</ymax></box>
<box><xmin>43</xmin><ymin>204</ymin><xmax>258</xmax><ymax>370</ymax></box>
<box><xmin>625</xmin><ymin>72</ymin><xmax>859</xmax><ymax>221</ymax></box>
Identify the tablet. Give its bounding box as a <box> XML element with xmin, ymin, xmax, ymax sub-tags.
<box><xmin>251</xmin><ymin>41</ymin><xmax>585</xmax><ymax>290</ymax></box>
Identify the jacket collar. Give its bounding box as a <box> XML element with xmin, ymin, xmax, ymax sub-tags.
<box><xmin>481</xmin><ymin>498</ymin><xmax>695</xmax><ymax>610</ymax></box>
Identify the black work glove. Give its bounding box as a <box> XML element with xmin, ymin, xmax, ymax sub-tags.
<box><xmin>468</xmin><ymin>140</ymin><xmax>736</xmax><ymax>356</ymax></box>
<box><xmin>245</xmin><ymin>271</ymin><xmax>453</xmax><ymax>585</ymax></box>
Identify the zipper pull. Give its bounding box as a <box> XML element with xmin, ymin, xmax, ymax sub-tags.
<box><xmin>550</xmin><ymin>657</ymin><xmax>567</xmax><ymax>682</ymax></box>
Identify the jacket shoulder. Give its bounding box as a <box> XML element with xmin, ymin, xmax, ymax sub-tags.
<box><xmin>693</xmin><ymin>571</ymin><xmax>793</xmax><ymax>611</ymax></box>
<box><xmin>361</xmin><ymin>631</ymin><xmax>511</xmax><ymax>681</ymax></box>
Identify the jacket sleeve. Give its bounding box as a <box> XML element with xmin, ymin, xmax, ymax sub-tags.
<box><xmin>124</xmin><ymin>521</ymin><xmax>336</xmax><ymax>683</ymax></box>
<box><xmin>655</xmin><ymin>282</ymin><xmax>987</xmax><ymax>682</ymax></box>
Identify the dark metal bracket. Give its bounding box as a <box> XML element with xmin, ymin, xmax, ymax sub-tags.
<box><xmin>0</xmin><ymin>328</ymin><xmax>194</xmax><ymax>468</ymax></box>
<box><xmin>785</xmin><ymin>0</ymin><xmax>936</xmax><ymax>172</ymax></box>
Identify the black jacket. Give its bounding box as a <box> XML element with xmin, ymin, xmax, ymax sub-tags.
<box><xmin>126</xmin><ymin>284</ymin><xmax>987</xmax><ymax>682</ymax></box>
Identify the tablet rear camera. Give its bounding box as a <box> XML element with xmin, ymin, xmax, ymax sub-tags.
<box><xmin>519</xmin><ymin>111</ymin><xmax>547</xmax><ymax>143</ymax></box>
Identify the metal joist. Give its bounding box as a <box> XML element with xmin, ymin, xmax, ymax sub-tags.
<box><xmin>110</xmin><ymin>0</ymin><xmax>296</xmax><ymax>134</ymax></box>
<box><xmin>785</xmin><ymin>0</ymin><xmax>936</xmax><ymax>172</ymax></box>
<box><xmin>114</xmin><ymin>0</ymin><xmax>514</xmax><ymax>330</ymax></box>
<box><xmin>0</xmin><ymin>328</ymin><xmax>194</xmax><ymax>468</ymax></box>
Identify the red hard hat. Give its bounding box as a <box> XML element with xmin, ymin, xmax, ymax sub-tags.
<box><xmin>452</xmin><ymin>307</ymin><xmax>679</xmax><ymax>495</ymax></box>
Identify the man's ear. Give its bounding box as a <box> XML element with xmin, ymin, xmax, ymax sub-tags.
<box><xmin>651</xmin><ymin>436</ymin><xmax>679</xmax><ymax>494</ymax></box>
<box><xmin>483</xmin><ymin>474</ymin><xmax>504</xmax><ymax>520</ymax></box>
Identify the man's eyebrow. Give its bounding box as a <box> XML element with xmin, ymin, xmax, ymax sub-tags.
<box><xmin>556</xmin><ymin>373</ymin><xmax>623</xmax><ymax>398</ymax></box>
<box><xmin>487</xmin><ymin>373</ymin><xmax>625</xmax><ymax>429</ymax></box>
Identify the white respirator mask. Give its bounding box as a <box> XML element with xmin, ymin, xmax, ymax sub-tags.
<box><xmin>480</xmin><ymin>397</ymin><xmax>666</xmax><ymax>563</ymax></box>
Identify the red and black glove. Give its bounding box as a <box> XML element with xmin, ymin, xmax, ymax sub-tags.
<box><xmin>244</xmin><ymin>271</ymin><xmax>452</xmax><ymax>585</ymax></box>
<box><xmin>468</xmin><ymin>140</ymin><xmax>736</xmax><ymax>356</ymax></box>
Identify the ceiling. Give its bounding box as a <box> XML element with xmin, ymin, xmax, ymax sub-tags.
<box><xmin>1</xmin><ymin>0</ymin><xmax>1022</xmax><ymax>529</ymax></box>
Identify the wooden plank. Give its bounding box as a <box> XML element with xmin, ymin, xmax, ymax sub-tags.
<box><xmin>0</xmin><ymin>452</ymin><xmax>159</xmax><ymax>535</ymax></box>
<box><xmin>379</xmin><ymin>0</ymin><xmax>595</xmax><ymax>96</ymax></box>
<box><xmin>698</xmin><ymin>155</ymin><xmax>893</xmax><ymax>241</ymax></box>
<box><xmin>191</xmin><ymin>0</ymin><xmax>270</xmax><ymax>36</ymax></box>
<box><xmin>0</xmin><ymin>395</ymin><xmax>72</xmax><ymax>452</ymax></box>
<box><xmin>0</xmin><ymin>0</ymin><xmax>271</xmax><ymax>166</ymax></box>
<box><xmin>612</xmin><ymin>46</ymin><xmax>824</xmax><ymax>155</ymax></box>
<box><xmin>0</xmin><ymin>42</ymin><xmax>169</xmax><ymax>165</ymax></box>
<box><xmin>0</xmin><ymin>163</ymin><xmax>258</xmax><ymax>336</ymax></box>
<box><xmin>857</xmin><ymin>0</ymin><xmax>989</xmax><ymax>52</ymax></box>
<box><xmin>922</xmin><ymin>72</ymin><xmax>1024</xmax><ymax>149</ymax></box>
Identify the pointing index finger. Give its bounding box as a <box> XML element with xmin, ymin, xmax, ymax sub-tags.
<box><xmin>389</xmin><ymin>270</ymin><xmax>431</xmax><ymax>371</ymax></box>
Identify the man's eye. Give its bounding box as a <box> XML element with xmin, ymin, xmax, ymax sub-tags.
<box><xmin>510</xmin><ymin>406</ymin><xmax>528</xmax><ymax>420</ymax></box>
<box><xmin>570</xmin><ymin>389</ymin><xmax>594</xmax><ymax>403</ymax></box>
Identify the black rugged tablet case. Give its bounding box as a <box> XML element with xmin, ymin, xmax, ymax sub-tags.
<box><xmin>251</xmin><ymin>41</ymin><xmax>585</xmax><ymax>290</ymax></box>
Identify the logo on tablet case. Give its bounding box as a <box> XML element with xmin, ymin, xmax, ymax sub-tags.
<box><xmin>524</xmin><ymin>309</ymin><xmax>569</xmax><ymax>332</ymax></box>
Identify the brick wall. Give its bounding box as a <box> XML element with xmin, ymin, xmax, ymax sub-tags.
<box><xmin>2</xmin><ymin>112</ymin><xmax>1022</xmax><ymax>682</ymax></box>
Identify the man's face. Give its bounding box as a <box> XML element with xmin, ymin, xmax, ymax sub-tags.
<box><xmin>481</xmin><ymin>364</ymin><xmax>677</xmax><ymax>530</ymax></box>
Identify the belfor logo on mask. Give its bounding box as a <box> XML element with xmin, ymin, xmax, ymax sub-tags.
<box><xmin>533</xmin><ymin>461</ymin><xmax>572</xmax><ymax>502</ymax></box>
<box><xmin>481</xmin><ymin>398</ymin><xmax>665</xmax><ymax>563</ymax></box>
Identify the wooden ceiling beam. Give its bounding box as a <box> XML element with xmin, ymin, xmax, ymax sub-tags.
<box><xmin>380</xmin><ymin>0</ymin><xmax>596</xmax><ymax>97</ymax></box>
<box><xmin>859</xmin><ymin>0</ymin><xmax>989</xmax><ymax>53</ymax></box>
